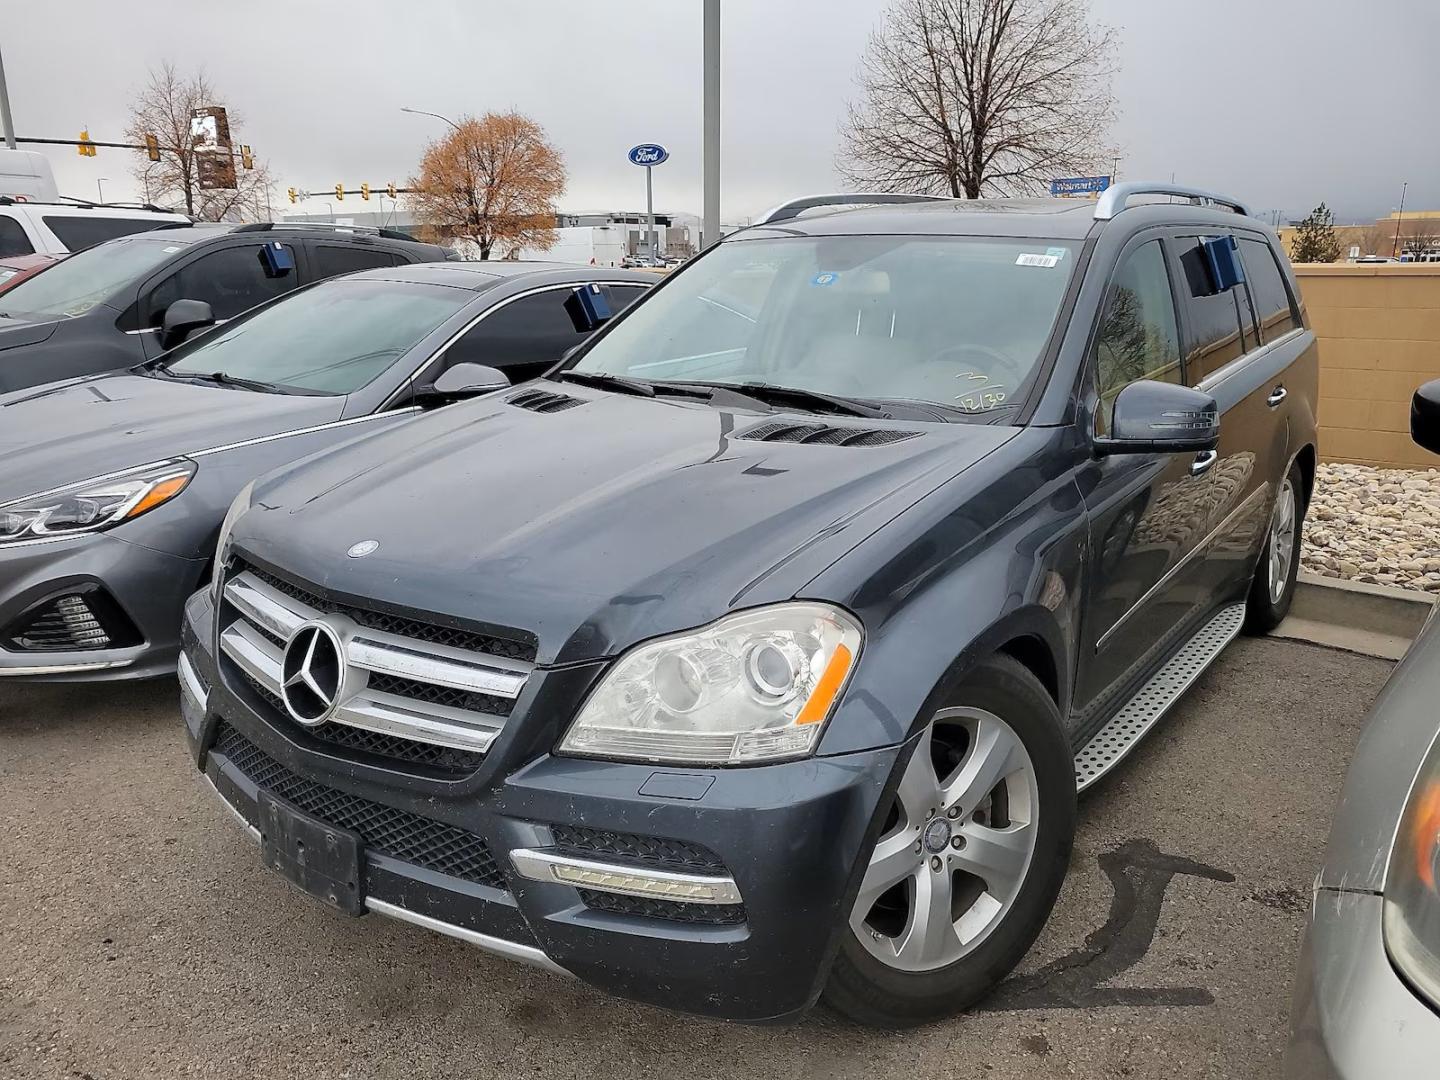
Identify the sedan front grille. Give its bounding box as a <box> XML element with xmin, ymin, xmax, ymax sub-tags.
<box><xmin>218</xmin><ymin>560</ymin><xmax>534</xmax><ymax>772</ymax></box>
<box><xmin>212</xmin><ymin>722</ymin><xmax>505</xmax><ymax>889</ymax></box>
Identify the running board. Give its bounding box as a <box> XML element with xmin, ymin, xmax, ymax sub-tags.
<box><xmin>1075</xmin><ymin>603</ymin><xmax>1247</xmax><ymax>792</ymax></box>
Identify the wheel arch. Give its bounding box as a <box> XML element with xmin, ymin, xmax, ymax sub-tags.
<box><xmin>1292</xmin><ymin>441</ymin><xmax>1316</xmax><ymax>509</ymax></box>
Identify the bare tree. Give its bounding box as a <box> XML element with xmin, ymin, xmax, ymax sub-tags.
<box><xmin>1398</xmin><ymin>215</ymin><xmax>1440</xmax><ymax>259</ymax></box>
<box><xmin>839</xmin><ymin>0</ymin><xmax>1117</xmax><ymax>199</ymax></box>
<box><xmin>406</xmin><ymin>112</ymin><xmax>565</xmax><ymax>261</ymax></box>
<box><xmin>124</xmin><ymin>62</ymin><xmax>274</xmax><ymax>221</ymax></box>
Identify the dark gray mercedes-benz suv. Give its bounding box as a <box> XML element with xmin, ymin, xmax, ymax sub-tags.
<box><xmin>180</xmin><ymin>185</ymin><xmax>1318</xmax><ymax>1026</ymax></box>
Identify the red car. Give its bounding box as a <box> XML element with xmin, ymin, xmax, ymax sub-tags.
<box><xmin>0</xmin><ymin>252</ymin><xmax>63</xmax><ymax>294</ymax></box>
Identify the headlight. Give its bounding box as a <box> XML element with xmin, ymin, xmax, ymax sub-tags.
<box><xmin>0</xmin><ymin>460</ymin><xmax>196</xmax><ymax>546</ymax></box>
<box><xmin>558</xmin><ymin>603</ymin><xmax>862</xmax><ymax>765</ymax></box>
<box><xmin>1384</xmin><ymin>733</ymin><xmax>1440</xmax><ymax>1007</ymax></box>
<box><xmin>211</xmin><ymin>480</ymin><xmax>255</xmax><ymax>602</ymax></box>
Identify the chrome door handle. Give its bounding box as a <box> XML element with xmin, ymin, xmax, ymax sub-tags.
<box><xmin>1191</xmin><ymin>450</ymin><xmax>1218</xmax><ymax>476</ymax></box>
<box><xmin>1267</xmin><ymin>385</ymin><xmax>1288</xmax><ymax>408</ymax></box>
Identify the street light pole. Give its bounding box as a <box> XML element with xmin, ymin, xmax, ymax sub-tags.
<box><xmin>401</xmin><ymin>106</ymin><xmax>462</xmax><ymax>134</ymax></box>
<box><xmin>96</xmin><ymin>177</ymin><xmax>107</xmax><ymax>202</ymax></box>
<box><xmin>0</xmin><ymin>41</ymin><xmax>17</xmax><ymax>150</ymax></box>
<box><xmin>702</xmin><ymin>0</ymin><xmax>720</xmax><ymax>249</ymax></box>
<box><xmin>1392</xmin><ymin>181</ymin><xmax>1408</xmax><ymax>259</ymax></box>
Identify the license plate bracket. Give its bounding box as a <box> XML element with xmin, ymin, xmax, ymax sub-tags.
<box><xmin>258</xmin><ymin>790</ymin><xmax>364</xmax><ymax>916</ymax></box>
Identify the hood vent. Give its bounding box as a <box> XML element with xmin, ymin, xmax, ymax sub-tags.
<box><xmin>737</xmin><ymin>420</ymin><xmax>920</xmax><ymax>448</ymax></box>
<box><xmin>507</xmin><ymin>388</ymin><xmax>585</xmax><ymax>414</ymax></box>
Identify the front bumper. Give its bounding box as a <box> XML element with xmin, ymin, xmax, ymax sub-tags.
<box><xmin>180</xmin><ymin>589</ymin><xmax>902</xmax><ymax>1022</ymax></box>
<box><xmin>1285</xmin><ymin>888</ymin><xmax>1440</xmax><ymax>1078</ymax></box>
<box><xmin>0</xmin><ymin>533</ymin><xmax>205</xmax><ymax>682</ymax></box>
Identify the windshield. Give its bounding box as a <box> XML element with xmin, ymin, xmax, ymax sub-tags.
<box><xmin>571</xmin><ymin>235</ymin><xmax>1078</xmax><ymax>415</ymax></box>
<box><xmin>0</xmin><ymin>237</ymin><xmax>176</xmax><ymax>319</ymax></box>
<box><xmin>163</xmin><ymin>278</ymin><xmax>472</xmax><ymax>395</ymax></box>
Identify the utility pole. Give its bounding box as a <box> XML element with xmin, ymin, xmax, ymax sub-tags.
<box><xmin>0</xmin><ymin>41</ymin><xmax>17</xmax><ymax>150</ymax></box>
<box><xmin>702</xmin><ymin>0</ymin><xmax>720</xmax><ymax>249</ymax></box>
<box><xmin>1392</xmin><ymin>181</ymin><xmax>1408</xmax><ymax>259</ymax></box>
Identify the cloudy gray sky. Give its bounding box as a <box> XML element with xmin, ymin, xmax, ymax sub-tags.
<box><xmin>5</xmin><ymin>0</ymin><xmax>1436</xmax><ymax>224</ymax></box>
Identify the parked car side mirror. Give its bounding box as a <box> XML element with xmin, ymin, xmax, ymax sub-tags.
<box><xmin>1094</xmin><ymin>380</ymin><xmax>1220</xmax><ymax>455</ymax></box>
<box><xmin>161</xmin><ymin>299</ymin><xmax>216</xmax><ymax>350</ymax></box>
<box><xmin>416</xmin><ymin>362</ymin><xmax>510</xmax><ymax>405</ymax></box>
<box><xmin>1412</xmin><ymin>380</ymin><xmax>1440</xmax><ymax>455</ymax></box>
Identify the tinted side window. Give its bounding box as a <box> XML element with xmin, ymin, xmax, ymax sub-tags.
<box><xmin>0</xmin><ymin>215</ymin><xmax>34</xmax><ymax>258</ymax></box>
<box><xmin>1176</xmin><ymin>237</ymin><xmax>1247</xmax><ymax>383</ymax></box>
<box><xmin>445</xmin><ymin>289</ymin><xmax>591</xmax><ymax>381</ymax></box>
<box><xmin>609</xmin><ymin>284</ymin><xmax>647</xmax><ymax>313</ymax></box>
<box><xmin>1238</xmin><ymin>237</ymin><xmax>1299</xmax><ymax>342</ymax></box>
<box><xmin>143</xmin><ymin>244</ymin><xmax>297</xmax><ymax>324</ymax></box>
<box><xmin>42</xmin><ymin>216</ymin><xmax>175</xmax><ymax>251</ymax></box>
<box><xmin>312</xmin><ymin>244</ymin><xmax>403</xmax><ymax>279</ymax></box>
<box><xmin>1093</xmin><ymin>240</ymin><xmax>1182</xmax><ymax>433</ymax></box>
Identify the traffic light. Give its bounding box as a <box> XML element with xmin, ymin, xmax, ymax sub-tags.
<box><xmin>387</xmin><ymin>182</ymin><xmax>397</xmax><ymax>199</ymax></box>
<box><xmin>144</xmin><ymin>133</ymin><xmax>160</xmax><ymax>162</ymax></box>
<box><xmin>240</xmin><ymin>145</ymin><xmax>254</xmax><ymax>170</ymax></box>
<box><xmin>287</xmin><ymin>187</ymin><xmax>298</xmax><ymax>205</ymax></box>
<box><xmin>77</xmin><ymin>130</ymin><xmax>96</xmax><ymax>158</ymax></box>
<box><xmin>335</xmin><ymin>183</ymin><xmax>344</xmax><ymax>201</ymax></box>
<box><xmin>360</xmin><ymin>182</ymin><xmax>370</xmax><ymax>201</ymax></box>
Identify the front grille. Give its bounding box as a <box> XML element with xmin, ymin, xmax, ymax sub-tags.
<box><xmin>550</xmin><ymin>825</ymin><xmax>729</xmax><ymax>875</ymax></box>
<box><xmin>367</xmin><ymin>672</ymin><xmax>509</xmax><ymax>716</ymax></box>
<box><xmin>212</xmin><ymin>722</ymin><xmax>504</xmax><ymax>889</ymax></box>
<box><xmin>243</xmin><ymin>563</ymin><xmax>536</xmax><ymax>662</ymax></box>
<box><xmin>578</xmin><ymin>890</ymin><xmax>747</xmax><ymax>926</ymax></box>
<box><xmin>237</xmin><ymin>671</ymin><xmax>485</xmax><ymax>774</ymax></box>
<box><xmin>3</xmin><ymin>588</ymin><xmax>141</xmax><ymax>653</ymax></box>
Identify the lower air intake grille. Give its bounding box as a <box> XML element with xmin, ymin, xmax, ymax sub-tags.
<box><xmin>212</xmin><ymin>723</ymin><xmax>504</xmax><ymax>889</ymax></box>
<box><xmin>549</xmin><ymin>825</ymin><xmax>729</xmax><ymax>875</ymax></box>
<box><xmin>578</xmin><ymin>890</ymin><xmax>747</xmax><ymax>926</ymax></box>
<box><xmin>3</xmin><ymin>588</ymin><xmax>141</xmax><ymax>652</ymax></box>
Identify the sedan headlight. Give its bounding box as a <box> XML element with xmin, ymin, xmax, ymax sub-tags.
<box><xmin>559</xmin><ymin>603</ymin><xmax>862</xmax><ymax>765</ymax></box>
<box><xmin>1384</xmin><ymin>734</ymin><xmax>1440</xmax><ymax>1007</ymax></box>
<box><xmin>0</xmin><ymin>459</ymin><xmax>196</xmax><ymax>546</ymax></box>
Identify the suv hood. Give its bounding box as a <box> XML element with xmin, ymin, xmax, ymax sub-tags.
<box><xmin>236</xmin><ymin>388</ymin><xmax>1016</xmax><ymax>665</ymax></box>
<box><xmin>0</xmin><ymin>373</ymin><xmax>342</xmax><ymax>503</ymax></box>
<box><xmin>0</xmin><ymin>313</ymin><xmax>59</xmax><ymax>352</ymax></box>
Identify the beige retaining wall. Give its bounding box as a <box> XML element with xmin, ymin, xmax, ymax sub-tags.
<box><xmin>1293</xmin><ymin>263</ymin><xmax>1440</xmax><ymax>469</ymax></box>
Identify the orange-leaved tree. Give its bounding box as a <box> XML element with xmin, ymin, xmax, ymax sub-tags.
<box><xmin>406</xmin><ymin>112</ymin><xmax>566</xmax><ymax>260</ymax></box>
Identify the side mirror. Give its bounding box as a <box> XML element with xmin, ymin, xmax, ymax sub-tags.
<box><xmin>417</xmin><ymin>362</ymin><xmax>510</xmax><ymax>405</ymax></box>
<box><xmin>160</xmin><ymin>298</ymin><xmax>216</xmax><ymax>350</ymax></box>
<box><xmin>1413</xmin><ymin>380</ymin><xmax>1440</xmax><ymax>455</ymax></box>
<box><xmin>1095</xmin><ymin>380</ymin><xmax>1220</xmax><ymax>455</ymax></box>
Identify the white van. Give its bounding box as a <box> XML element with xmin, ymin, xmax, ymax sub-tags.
<box><xmin>0</xmin><ymin>149</ymin><xmax>189</xmax><ymax>255</ymax></box>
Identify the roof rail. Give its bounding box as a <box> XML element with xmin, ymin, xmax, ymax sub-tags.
<box><xmin>755</xmin><ymin>192</ymin><xmax>952</xmax><ymax>226</ymax></box>
<box><xmin>1094</xmin><ymin>182</ymin><xmax>1249</xmax><ymax>221</ymax></box>
<box><xmin>234</xmin><ymin>221</ymin><xmax>383</xmax><ymax>236</ymax></box>
<box><xmin>0</xmin><ymin>195</ymin><xmax>180</xmax><ymax>214</ymax></box>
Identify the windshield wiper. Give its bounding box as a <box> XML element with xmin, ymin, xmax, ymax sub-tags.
<box><xmin>188</xmin><ymin>371</ymin><xmax>285</xmax><ymax>393</ymax></box>
<box><xmin>678</xmin><ymin>381</ymin><xmax>889</xmax><ymax>419</ymax></box>
<box><xmin>554</xmin><ymin>370</ymin><xmax>657</xmax><ymax>397</ymax></box>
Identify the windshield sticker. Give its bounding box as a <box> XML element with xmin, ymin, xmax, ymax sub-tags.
<box><xmin>1045</xmin><ymin>247</ymin><xmax>1068</xmax><ymax>259</ymax></box>
<box><xmin>810</xmin><ymin>272</ymin><xmax>840</xmax><ymax>287</ymax></box>
<box><xmin>163</xmin><ymin>246</ymin><xmax>181</xmax><ymax>252</ymax></box>
<box><xmin>1016</xmin><ymin>253</ymin><xmax>1061</xmax><ymax>268</ymax></box>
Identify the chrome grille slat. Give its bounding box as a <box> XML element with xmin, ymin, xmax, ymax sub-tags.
<box><xmin>220</xmin><ymin>567</ymin><xmax>531</xmax><ymax>763</ymax></box>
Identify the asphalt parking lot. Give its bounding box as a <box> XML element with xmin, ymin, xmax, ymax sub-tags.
<box><xmin>0</xmin><ymin>635</ymin><xmax>1391</xmax><ymax>1080</ymax></box>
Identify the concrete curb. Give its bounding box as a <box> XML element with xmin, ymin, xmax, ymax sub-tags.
<box><xmin>1272</xmin><ymin>572</ymin><xmax>1434</xmax><ymax>660</ymax></box>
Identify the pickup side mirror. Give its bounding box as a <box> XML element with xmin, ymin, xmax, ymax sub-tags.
<box><xmin>160</xmin><ymin>299</ymin><xmax>215</xmax><ymax>350</ymax></box>
<box><xmin>1413</xmin><ymin>379</ymin><xmax>1440</xmax><ymax>455</ymax></box>
<box><xmin>415</xmin><ymin>362</ymin><xmax>510</xmax><ymax>405</ymax></box>
<box><xmin>1095</xmin><ymin>380</ymin><xmax>1220</xmax><ymax>455</ymax></box>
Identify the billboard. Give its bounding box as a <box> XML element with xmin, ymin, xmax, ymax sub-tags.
<box><xmin>191</xmin><ymin>106</ymin><xmax>236</xmax><ymax>190</ymax></box>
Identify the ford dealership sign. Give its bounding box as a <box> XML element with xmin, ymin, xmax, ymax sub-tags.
<box><xmin>628</xmin><ymin>144</ymin><xmax>669</xmax><ymax>167</ymax></box>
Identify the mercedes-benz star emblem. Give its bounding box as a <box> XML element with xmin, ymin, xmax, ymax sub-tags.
<box><xmin>347</xmin><ymin>540</ymin><xmax>380</xmax><ymax>559</ymax></box>
<box><xmin>280</xmin><ymin>621</ymin><xmax>345</xmax><ymax>726</ymax></box>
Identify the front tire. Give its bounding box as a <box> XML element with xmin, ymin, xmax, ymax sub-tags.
<box><xmin>823</xmin><ymin>654</ymin><xmax>1075</xmax><ymax>1028</ymax></box>
<box><xmin>1244</xmin><ymin>461</ymin><xmax>1305</xmax><ymax>634</ymax></box>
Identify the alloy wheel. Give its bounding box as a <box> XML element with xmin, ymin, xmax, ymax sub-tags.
<box><xmin>1268</xmin><ymin>477</ymin><xmax>1298</xmax><ymax>605</ymax></box>
<box><xmin>851</xmin><ymin>707</ymin><xmax>1040</xmax><ymax>973</ymax></box>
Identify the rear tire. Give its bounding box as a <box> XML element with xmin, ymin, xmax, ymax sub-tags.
<box><xmin>823</xmin><ymin>654</ymin><xmax>1075</xmax><ymax>1028</ymax></box>
<box><xmin>1244</xmin><ymin>461</ymin><xmax>1305</xmax><ymax>635</ymax></box>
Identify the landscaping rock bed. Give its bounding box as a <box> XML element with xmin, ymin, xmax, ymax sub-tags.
<box><xmin>1302</xmin><ymin>462</ymin><xmax>1440</xmax><ymax>592</ymax></box>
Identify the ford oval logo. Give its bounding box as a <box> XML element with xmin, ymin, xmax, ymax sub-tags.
<box><xmin>346</xmin><ymin>540</ymin><xmax>379</xmax><ymax>559</ymax></box>
<box><xmin>627</xmin><ymin>143</ymin><xmax>669</xmax><ymax>167</ymax></box>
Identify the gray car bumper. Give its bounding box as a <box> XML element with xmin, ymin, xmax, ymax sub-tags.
<box><xmin>0</xmin><ymin>532</ymin><xmax>206</xmax><ymax>682</ymax></box>
<box><xmin>1286</xmin><ymin>889</ymin><xmax>1439</xmax><ymax>1078</ymax></box>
